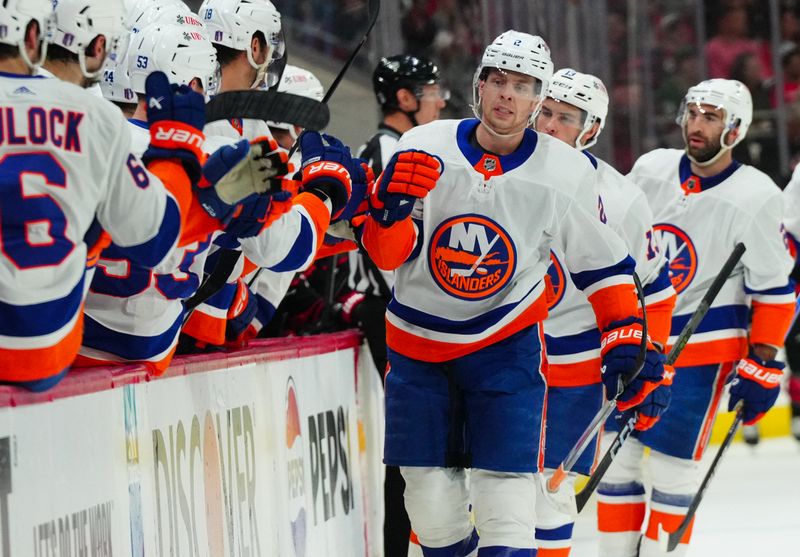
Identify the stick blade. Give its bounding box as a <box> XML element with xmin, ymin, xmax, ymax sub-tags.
<box><xmin>205</xmin><ymin>90</ymin><xmax>330</xmax><ymax>130</ymax></box>
<box><xmin>657</xmin><ymin>522</ymin><xmax>681</xmax><ymax>553</ymax></box>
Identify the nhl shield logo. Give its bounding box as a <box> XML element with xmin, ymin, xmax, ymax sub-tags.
<box><xmin>654</xmin><ymin>223</ymin><xmax>697</xmax><ymax>294</ymax></box>
<box><xmin>483</xmin><ymin>157</ymin><xmax>497</xmax><ymax>172</ymax></box>
<box><xmin>429</xmin><ymin>215</ymin><xmax>516</xmax><ymax>300</ymax></box>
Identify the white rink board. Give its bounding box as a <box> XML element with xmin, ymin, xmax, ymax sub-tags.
<box><xmin>0</xmin><ymin>332</ymin><xmax>379</xmax><ymax>557</ymax></box>
<box><xmin>0</xmin><ymin>390</ymin><xmax>128</xmax><ymax>557</ymax></box>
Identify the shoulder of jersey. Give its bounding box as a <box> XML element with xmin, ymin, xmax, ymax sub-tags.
<box><xmin>399</xmin><ymin>119</ymin><xmax>461</xmax><ymax>146</ymax></box>
<box><xmin>597</xmin><ymin>158</ymin><xmax>642</xmax><ymax>199</ymax></box>
<box><xmin>730</xmin><ymin>162</ymin><xmax>782</xmax><ymax>198</ymax></box>
<box><xmin>532</xmin><ymin>132</ymin><xmax>597</xmax><ymax>188</ymax></box>
<box><xmin>631</xmin><ymin>147</ymin><xmax>683</xmax><ymax>175</ymax></box>
<box><xmin>26</xmin><ymin>77</ymin><xmax>124</xmax><ymax>123</ymax></box>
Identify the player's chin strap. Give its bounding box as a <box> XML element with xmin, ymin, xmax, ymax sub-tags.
<box><xmin>681</xmin><ymin>120</ymin><xmax>738</xmax><ymax>168</ymax></box>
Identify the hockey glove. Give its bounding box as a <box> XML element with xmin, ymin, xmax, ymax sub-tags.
<box><xmin>196</xmin><ymin>137</ymin><xmax>290</xmax><ymax>223</ymax></box>
<box><xmin>337</xmin><ymin>157</ymin><xmax>373</xmax><ymax>222</ymax></box>
<box><xmin>600</xmin><ymin>317</ymin><xmax>666</xmax><ymax>411</ymax></box>
<box><xmin>224</xmin><ymin>279</ymin><xmax>259</xmax><ymax>348</ymax></box>
<box><xmin>369</xmin><ymin>150</ymin><xmax>441</xmax><ymax>227</ymax></box>
<box><xmin>223</xmin><ymin>189</ymin><xmax>294</xmax><ymax>238</ymax></box>
<box><xmin>728</xmin><ymin>350</ymin><xmax>784</xmax><ymax>425</ymax></box>
<box><xmin>142</xmin><ymin>71</ymin><xmax>206</xmax><ymax>183</ymax></box>
<box><xmin>300</xmin><ymin>132</ymin><xmax>353</xmax><ymax>221</ymax></box>
<box><xmin>633</xmin><ymin>365</ymin><xmax>674</xmax><ymax>431</ymax></box>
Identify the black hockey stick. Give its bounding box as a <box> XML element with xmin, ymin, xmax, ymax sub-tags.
<box><xmin>205</xmin><ymin>90</ymin><xmax>330</xmax><ymax>130</ymax></box>
<box><xmin>185</xmin><ymin>0</ymin><xmax>381</xmax><ymax>316</ymax></box>
<box><xmin>574</xmin><ymin>242</ymin><xmax>746</xmax><ymax>513</ymax></box>
<box><xmin>546</xmin><ymin>272</ymin><xmax>649</xmax><ymax>495</ymax></box>
<box><xmin>658</xmin><ymin>401</ymin><xmax>744</xmax><ymax>552</ymax></box>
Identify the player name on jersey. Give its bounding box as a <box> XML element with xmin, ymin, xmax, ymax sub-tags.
<box><xmin>0</xmin><ymin>106</ymin><xmax>83</xmax><ymax>152</ymax></box>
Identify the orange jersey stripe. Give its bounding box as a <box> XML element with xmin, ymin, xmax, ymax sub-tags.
<box><xmin>670</xmin><ymin>337</ymin><xmax>747</xmax><ymax>367</ymax></box>
<box><xmin>0</xmin><ymin>312</ymin><xmax>83</xmax><ymax>382</ymax></box>
<box><xmin>386</xmin><ymin>294</ymin><xmax>548</xmax><ymax>362</ymax></box>
<box><xmin>315</xmin><ymin>239</ymin><xmax>358</xmax><ymax>260</ymax></box>
<box><xmin>537</xmin><ymin>548</ymin><xmax>571</xmax><ymax>557</ymax></box>
<box><xmin>645</xmin><ymin>509</ymin><xmax>694</xmax><ymax>544</ymax></box>
<box><xmin>241</xmin><ymin>257</ymin><xmax>258</xmax><ymax>277</ymax></box>
<box><xmin>597</xmin><ymin>501</ymin><xmax>646</xmax><ymax>533</ymax></box>
<box><xmin>147</xmin><ymin>159</ymin><xmax>221</xmax><ymax>246</ymax></box>
<box><xmin>181</xmin><ymin>307</ymin><xmax>227</xmax><ymax>346</ymax></box>
<box><xmin>362</xmin><ymin>217</ymin><xmax>417</xmax><ymax>271</ymax></box>
<box><xmin>588</xmin><ymin>284</ymin><xmax>639</xmax><ymax>331</ymax></box>
<box><xmin>545</xmin><ymin>358</ymin><xmax>601</xmax><ymax>387</ymax></box>
<box><xmin>294</xmin><ymin>192</ymin><xmax>332</xmax><ymax>252</ymax></box>
<box><xmin>72</xmin><ymin>344</ymin><xmax>177</xmax><ymax>376</ymax></box>
<box><xmin>750</xmin><ymin>301</ymin><xmax>795</xmax><ymax>348</ymax></box>
<box><xmin>642</xmin><ymin>292</ymin><xmax>676</xmax><ymax>349</ymax></box>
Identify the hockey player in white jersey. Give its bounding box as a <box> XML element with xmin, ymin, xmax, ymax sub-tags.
<box><xmin>183</xmin><ymin>0</ymin><xmax>351</xmax><ymax>350</ymax></box>
<box><xmin>597</xmin><ymin>79</ymin><xmax>795</xmax><ymax>557</ymax></box>
<box><xmin>781</xmin><ymin>164</ymin><xmax>800</xmax><ymax>441</ymax></box>
<box><xmin>248</xmin><ymin>64</ymin><xmax>326</xmax><ymax>334</ymax></box>
<box><xmin>77</xmin><ymin>20</ymin><xmax>221</xmax><ymax>373</ymax></box>
<box><xmin>0</xmin><ymin>0</ymin><xmax>266</xmax><ymax>389</ymax></box>
<box><xmin>531</xmin><ymin>68</ymin><xmax>676</xmax><ymax>557</ymax></box>
<box><xmin>360</xmin><ymin>30</ymin><xmax>670</xmax><ymax>557</ymax></box>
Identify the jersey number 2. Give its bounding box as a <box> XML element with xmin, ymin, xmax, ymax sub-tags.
<box><xmin>0</xmin><ymin>153</ymin><xmax>75</xmax><ymax>269</ymax></box>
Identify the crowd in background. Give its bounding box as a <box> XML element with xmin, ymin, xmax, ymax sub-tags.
<box><xmin>271</xmin><ymin>0</ymin><xmax>800</xmax><ymax>183</ymax></box>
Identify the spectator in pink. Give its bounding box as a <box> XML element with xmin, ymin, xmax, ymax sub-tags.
<box><xmin>705</xmin><ymin>4</ymin><xmax>760</xmax><ymax>78</ymax></box>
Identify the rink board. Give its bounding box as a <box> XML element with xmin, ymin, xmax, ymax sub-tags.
<box><xmin>0</xmin><ymin>331</ymin><xmax>385</xmax><ymax>557</ymax></box>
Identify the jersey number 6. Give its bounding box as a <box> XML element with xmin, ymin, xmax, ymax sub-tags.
<box><xmin>0</xmin><ymin>152</ymin><xmax>75</xmax><ymax>269</ymax></box>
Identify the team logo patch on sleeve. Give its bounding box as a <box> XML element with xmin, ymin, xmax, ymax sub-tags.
<box><xmin>429</xmin><ymin>214</ymin><xmax>516</xmax><ymax>300</ymax></box>
<box><xmin>546</xmin><ymin>251</ymin><xmax>566</xmax><ymax>310</ymax></box>
<box><xmin>654</xmin><ymin>223</ymin><xmax>697</xmax><ymax>294</ymax></box>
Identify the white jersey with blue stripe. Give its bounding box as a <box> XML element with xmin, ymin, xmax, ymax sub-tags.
<box><xmin>385</xmin><ymin>119</ymin><xmax>635</xmax><ymax>356</ymax></box>
<box><xmin>0</xmin><ymin>71</ymin><xmax>181</xmax><ymax>373</ymax></box>
<box><xmin>545</xmin><ymin>154</ymin><xmax>674</xmax><ymax>364</ymax></box>
<box><xmin>630</xmin><ymin>148</ymin><xmax>794</xmax><ymax>364</ymax></box>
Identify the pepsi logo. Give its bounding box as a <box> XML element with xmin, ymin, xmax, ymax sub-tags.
<box><xmin>654</xmin><ymin>223</ymin><xmax>697</xmax><ymax>294</ymax></box>
<box><xmin>429</xmin><ymin>215</ymin><xmax>516</xmax><ymax>300</ymax></box>
<box><xmin>285</xmin><ymin>378</ymin><xmax>306</xmax><ymax>557</ymax></box>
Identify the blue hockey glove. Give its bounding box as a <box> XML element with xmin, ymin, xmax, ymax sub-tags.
<box><xmin>300</xmin><ymin>132</ymin><xmax>353</xmax><ymax>221</ymax></box>
<box><xmin>600</xmin><ymin>317</ymin><xmax>666</xmax><ymax>411</ymax></box>
<box><xmin>633</xmin><ymin>365</ymin><xmax>674</xmax><ymax>431</ymax></box>
<box><xmin>141</xmin><ymin>71</ymin><xmax>206</xmax><ymax>182</ymax></box>
<box><xmin>728</xmin><ymin>350</ymin><xmax>784</xmax><ymax>425</ymax></box>
<box><xmin>369</xmin><ymin>150</ymin><xmax>441</xmax><ymax>227</ymax></box>
<box><xmin>224</xmin><ymin>189</ymin><xmax>294</xmax><ymax>238</ymax></box>
<box><xmin>337</xmin><ymin>157</ymin><xmax>372</xmax><ymax>222</ymax></box>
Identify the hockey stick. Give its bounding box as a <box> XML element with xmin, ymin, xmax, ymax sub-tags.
<box><xmin>545</xmin><ymin>272</ymin><xmax>649</xmax><ymax>498</ymax></box>
<box><xmin>658</xmin><ymin>401</ymin><xmax>744</xmax><ymax>552</ymax></box>
<box><xmin>206</xmin><ymin>90</ymin><xmax>330</xmax><ymax>130</ymax></box>
<box><xmin>185</xmin><ymin>0</ymin><xmax>381</xmax><ymax>316</ymax></box>
<box><xmin>573</xmin><ymin>242</ymin><xmax>747</xmax><ymax>513</ymax></box>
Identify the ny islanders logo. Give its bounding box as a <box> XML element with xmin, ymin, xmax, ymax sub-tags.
<box><xmin>429</xmin><ymin>215</ymin><xmax>516</xmax><ymax>300</ymax></box>
<box><xmin>286</xmin><ymin>378</ymin><xmax>307</xmax><ymax>557</ymax></box>
<box><xmin>654</xmin><ymin>223</ymin><xmax>697</xmax><ymax>294</ymax></box>
<box><xmin>546</xmin><ymin>251</ymin><xmax>566</xmax><ymax>310</ymax></box>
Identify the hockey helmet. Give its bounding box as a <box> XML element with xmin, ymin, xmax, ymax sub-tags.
<box><xmin>677</xmin><ymin>78</ymin><xmax>753</xmax><ymax>166</ymax></box>
<box><xmin>100</xmin><ymin>30</ymin><xmax>136</xmax><ymax>104</ymax></box>
<box><xmin>199</xmin><ymin>0</ymin><xmax>284</xmax><ymax>88</ymax></box>
<box><xmin>473</xmin><ymin>30</ymin><xmax>554</xmax><ymax>126</ymax></box>
<box><xmin>266</xmin><ymin>64</ymin><xmax>325</xmax><ymax>134</ymax></box>
<box><xmin>50</xmin><ymin>0</ymin><xmax>126</xmax><ymax>79</ymax></box>
<box><xmin>127</xmin><ymin>22</ymin><xmax>217</xmax><ymax>94</ymax></box>
<box><xmin>0</xmin><ymin>0</ymin><xmax>53</xmax><ymax>69</ymax></box>
<box><xmin>372</xmin><ymin>54</ymin><xmax>442</xmax><ymax>108</ymax></box>
<box><xmin>125</xmin><ymin>0</ymin><xmax>204</xmax><ymax>33</ymax></box>
<box><xmin>544</xmin><ymin>68</ymin><xmax>609</xmax><ymax>150</ymax></box>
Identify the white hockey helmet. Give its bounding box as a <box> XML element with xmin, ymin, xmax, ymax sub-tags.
<box><xmin>50</xmin><ymin>0</ymin><xmax>126</xmax><ymax>80</ymax></box>
<box><xmin>199</xmin><ymin>0</ymin><xmax>284</xmax><ymax>88</ymax></box>
<box><xmin>266</xmin><ymin>65</ymin><xmax>325</xmax><ymax>135</ymax></box>
<box><xmin>677</xmin><ymin>78</ymin><xmax>753</xmax><ymax>166</ymax></box>
<box><xmin>125</xmin><ymin>0</ymin><xmax>205</xmax><ymax>34</ymax></box>
<box><xmin>0</xmin><ymin>0</ymin><xmax>53</xmax><ymax>69</ymax></box>
<box><xmin>100</xmin><ymin>31</ymin><xmax>136</xmax><ymax>104</ymax></box>
<box><xmin>545</xmin><ymin>68</ymin><xmax>609</xmax><ymax>150</ymax></box>
<box><xmin>127</xmin><ymin>22</ymin><xmax>217</xmax><ymax>94</ymax></box>
<box><xmin>472</xmin><ymin>30</ymin><xmax>554</xmax><ymax>129</ymax></box>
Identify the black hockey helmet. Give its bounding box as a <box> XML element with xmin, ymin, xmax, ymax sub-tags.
<box><xmin>373</xmin><ymin>54</ymin><xmax>441</xmax><ymax>109</ymax></box>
